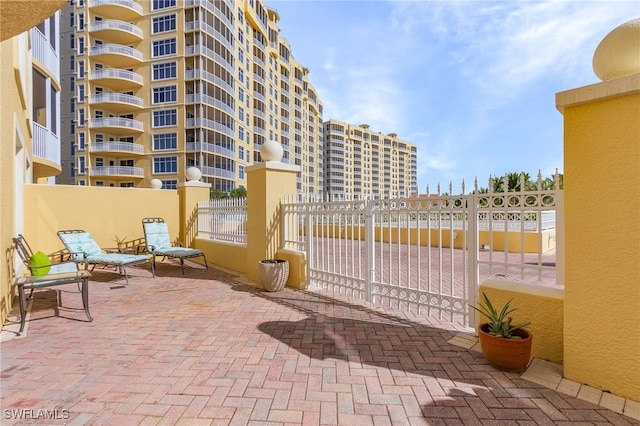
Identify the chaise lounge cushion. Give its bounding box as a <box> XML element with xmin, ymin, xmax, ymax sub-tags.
<box><xmin>59</xmin><ymin>231</ymin><xmax>148</xmax><ymax>266</ymax></box>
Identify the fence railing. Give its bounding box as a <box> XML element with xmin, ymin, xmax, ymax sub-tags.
<box><xmin>197</xmin><ymin>198</ymin><xmax>247</xmax><ymax>243</ymax></box>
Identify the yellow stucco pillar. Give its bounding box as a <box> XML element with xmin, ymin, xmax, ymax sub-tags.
<box><xmin>177</xmin><ymin>168</ymin><xmax>211</xmax><ymax>247</ymax></box>
<box><xmin>556</xmin><ymin>18</ymin><xmax>640</xmax><ymax>402</ymax></box>
<box><xmin>245</xmin><ymin>159</ymin><xmax>299</xmax><ymax>284</ymax></box>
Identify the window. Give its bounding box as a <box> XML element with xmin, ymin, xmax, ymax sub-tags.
<box><xmin>239</xmin><ymin>107</ymin><xmax>244</xmax><ymax>122</ymax></box>
<box><xmin>78</xmin><ymin>108</ymin><xmax>85</xmax><ymax>126</ymax></box>
<box><xmin>239</xmin><ymin>126</ymin><xmax>244</xmax><ymax>142</ymax></box>
<box><xmin>78</xmin><ymin>156</ymin><xmax>85</xmax><ymax>174</ymax></box>
<box><xmin>78</xmin><ymin>13</ymin><xmax>84</xmax><ymax>30</ymax></box>
<box><xmin>69</xmin><ymin>12</ymin><xmax>74</xmax><ymax>27</ymax></box>
<box><xmin>70</xmin><ymin>98</ymin><xmax>75</xmax><ymax>113</ymax></box>
<box><xmin>239</xmin><ymin>87</ymin><xmax>244</xmax><ymax>102</ymax></box>
<box><xmin>153</xmin><ymin>62</ymin><xmax>176</xmax><ymax>80</ymax></box>
<box><xmin>152</xmin><ymin>38</ymin><xmax>176</xmax><ymax>57</ymax></box>
<box><xmin>239</xmin><ymin>146</ymin><xmax>245</xmax><ymax>160</ymax></box>
<box><xmin>69</xmin><ymin>34</ymin><xmax>74</xmax><ymax>49</ymax></box>
<box><xmin>161</xmin><ymin>179</ymin><xmax>177</xmax><ymax>189</ymax></box>
<box><xmin>77</xmin><ymin>36</ymin><xmax>84</xmax><ymax>54</ymax></box>
<box><xmin>69</xmin><ymin>55</ymin><xmax>74</xmax><ymax>71</ymax></box>
<box><xmin>78</xmin><ymin>60</ymin><xmax>84</xmax><ymax>78</ymax></box>
<box><xmin>153</xmin><ymin>156</ymin><xmax>177</xmax><ymax>173</ymax></box>
<box><xmin>239</xmin><ymin>69</ymin><xmax>244</xmax><ymax>83</ymax></box>
<box><xmin>78</xmin><ymin>84</ymin><xmax>85</xmax><ymax>102</ymax></box>
<box><xmin>95</xmin><ymin>157</ymin><xmax>104</xmax><ymax>167</ymax></box>
<box><xmin>78</xmin><ymin>132</ymin><xmax>85</xmax><ymax>150</ymax></box>
<box><xmin>152</xmin><ymin>14</ymin><xmax>176</xmax><ymax>34</ymax></box>
<box><xmin>153</xmin><ymin>133</ymin><xmax>177</xmax><ymax>150</ymax></box>
<box><xmin>153</xmin><ymin>109</ymin><xmax>177</xmax><ymax>127</ymax></box>
<box><xmin>70</xmin><ymin>120</ymin><xmax>75</xmax><ymax>134</ymax></box>
<box><xmin>153</xmin><ymin>85</ymin><xmax>177</xmax><ymax>104</ymax></box>
<box><xmin>152</xmin><ymin>0</ymin><xmax>176</xmax><ymax>10</ymax></box>
<box><xmin>239</xmin><ymin>166</ymin><xmax>245</xmax><ymax>179</ymax></box>
<box><xmin>70</xmin><ymin>76</ymin><xmax>74</xmax><ymax>92</ymax></box>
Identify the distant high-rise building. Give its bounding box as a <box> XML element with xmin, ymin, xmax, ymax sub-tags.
<box><xmin>323</xmin><ymin>120</ymin><xmax>418</xmax><ymax>199</ymax></box>
<box><xmin>58</xmin><ymin>0</ymin><xmax>324</xmax><ymax>194</ymax></box>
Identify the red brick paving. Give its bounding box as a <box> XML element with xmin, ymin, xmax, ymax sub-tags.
<box><xmin>1</xmin><ymin>262</ymin><xmax>637</xmax><ymax>425</ymax></box>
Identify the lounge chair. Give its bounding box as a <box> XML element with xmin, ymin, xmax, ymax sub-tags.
<box><xmin>142</xmin><ymin>217</ymin><xmax>208</xmax><ymax>275</ymax></box>
<box><xmin>57</xmin><ymin>230</ymin><xmax>149</xmax><ymax>284</ymax></box>
<box><xmin>12</xmin><ymin>234</ymin><xmax>92</xmax><ymax>334</ymax></box>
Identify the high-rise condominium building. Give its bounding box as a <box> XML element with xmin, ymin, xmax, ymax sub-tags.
<box><xmin>58</xmin><ymin>0</ymin><xmax>324</xmax><ymax>193</ymax></box>
<box><xmin>323</xmin><ymin>120</ymin><xmax>418</xmax><ymax>199</ymax></box>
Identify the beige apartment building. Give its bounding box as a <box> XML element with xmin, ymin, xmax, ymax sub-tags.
<box><xmin>58</xmin><ymin>0</ymin><xmax>324</xmax><ymax>194</ymax></box>
<box><xmin>323</xmin><ymin>120</ymin><xmax>418</xmax><ymax>199</ymax></box>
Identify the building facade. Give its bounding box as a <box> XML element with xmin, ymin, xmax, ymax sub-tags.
<box><xmin>58</xmin><ymin>0</ymin><xmax>324</xmax><ymax>194</ymax></box>
<box><xmin>1</xmin><ymin>2</ymin><xmax>66</xmax><ymax>325</ymax></box>
<box><xmin>323</xmin><ymin>120</ymin><xmax>418</xmax><ymax>199</ymax></box>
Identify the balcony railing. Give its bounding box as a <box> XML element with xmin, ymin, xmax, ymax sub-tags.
<box><xmin>91</xmin><ymin>93</ymin><xmax>143</xmax><ymax>108</ymax></box>
<box><xmin>88</xmin><ymin>19</ymin><xmax>143</xmax><ymax>39</ymax></box>
<box><xmin>31</xmin><ymin>28</ymin><xmax>59</xmax><ymax>81</ymax></box>
<box><xmin>90</xmin><ymin>166</ymin><xmax>144</xmax><ymax>177</ymax></box>
<box><xmin>185</xmin><ymin>118</ymin><xmax>234</xmax><ymax>138</ymax></box>
<box><xmin>90</xmin><ymin>141</ymin><xmax>144</xmax><ymax>154</ymax></box>
<box><xmin>88</xmin><ymin>0</ymin><xmax>143</xmax><ymax>16</ymax></box>
<box><xmin>90</xmin><ymin>117</ymin><xmax>143</xmax><ymax>131</ymax></box>
<box><xmin>32</xmin><ymin>122</ymin><xmax>60</xmax><ymax>165</ymax></box>
<box><xmin>185</xmin><ymin>93</ymin><xmax>234</xmax><ymax>116</ymax></box>
<box><xmin>186</xmin><ymin>141</ymin><xmax>235</xmax><ymax>158</ymax></box>
<box><xmin>90</xmin><ymin>68</ymin><xmax>143</xmax><ymax>86</ymax></box>
<box><xmin>185</xmin><ymin>69</ymin><xmax>233</xmax><ymax>94</ymax></box>
<box><xmin>90</xmin><ymin>44</ymin><xmax>143</xmax><ymax>62</ymax></box>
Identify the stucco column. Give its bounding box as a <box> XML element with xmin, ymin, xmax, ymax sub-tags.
<box><xmin>556</xmin><ymin>18</ymin><xmax>640</xmax><ymax>402</ymax></box>
<box><xmin>245</xmin><ymin>142</ymin><xmax>299</xmax><ymax>283</ymax></box>
<box><xmin>177</xmin><ymin>167</ymin><xmax>211</xmax><ymax>247</ymax></box>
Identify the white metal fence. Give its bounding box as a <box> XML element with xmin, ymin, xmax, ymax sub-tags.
<box><xmin>196</xmin><ymin>174</ymin><xmax>563</xmax><ymax>327</ymax></box>
<box><xmin>197</xmin><ymin>198</ymin><xmax>247</xmax><ymax>243</ymax></box>
<box><xmin>280</xmin><ymin>174</ymin><xmax>563</xmax><ymax>327</ymax></box>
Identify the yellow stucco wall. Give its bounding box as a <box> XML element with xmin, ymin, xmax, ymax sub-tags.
<box><xmin>1</xmin><ymin>34</ymin><xmax>32</xmax><ymax>324</ymax></box>
<box><xmin>478</xmin><ymin>280</ymin><xmax>564</xmax><ymax>363</ymax></box>
<box><xmin>245</xmin><ymin>162</ymin><xmax>298</xmax><ymax>283</ymax></box>
<box><xmin>193</xmin><ymin>238</ymin><xmax>247</xmax><ymax>274</ymax></box>
<box><xmin>23</xmin><ymin>184</ymin><xmax>180</xmax><ymax>255</ymax></box>
<box><xmin>558</xmin><ymin>74</ymin><xmax>640</xmax><ymax>401</ymax></box>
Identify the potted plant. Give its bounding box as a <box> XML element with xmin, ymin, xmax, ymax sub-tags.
<box><xmin>258</xmin><ymin>259</ymin><xmax>289</xmax><ymax>292</ymax></box>
<box><xmin>471</xmin><ymin>292</ymin><xmax>533</xmax><ymax>372</ymax></box>
<box><xmin>113</xmin><ymin>235</ymin><xmax>127</xmax><ymax>252</ymax></box>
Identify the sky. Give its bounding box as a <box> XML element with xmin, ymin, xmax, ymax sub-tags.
<box><xmin>268</xmin><ymin>0</ymin><xmax>639</xmax><ymax>193</ymax></box>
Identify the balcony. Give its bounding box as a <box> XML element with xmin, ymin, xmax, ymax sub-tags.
<box><xmin>32</xmin><ymin>122</ymin><xmax>61</xmax><ymax>178</ymax></box>
<box><xmin>31</xmin><ymin>27</ymin><xmax>59</xmax><ymax>82</ymax></box>
<box><xmin>90</xmin><ymin>141</ymin><xmax>145</xmax><ymax>155</ymax></box>
<box><xmin>88</xmin><ymin>0</ymin><xmax>143</xmax><ymax>21</ymax></box>
<box><xmin>89</xmin><ymin>165</ymin><xmax>144</xmax><ymax>178</ymax></box>
<box><xmin>185</xmin><ymin>93</ymin><xmax>234</xmax><ymax>116</ymax></box>
<box><xmin>90</xmin><ymin>93</ymin><xmax>143</xmax><ymax>112</ymax></box>
<box><xmin>186</xmin><ymin>141</ymin><xmax>235</xmax><ymax>158</ymax></box>
<box><xmin>89</xmin><ymin>117</ymin><xmax>143</xmax><ymax>134</ymax></box>
<box><xmin>186</xmin><ymin>117</ymin><xmax>234</xmax><ymax>138</ymax></box>
<box><xmin>88</xmin><ymin>19</ymin><xmax>143</xmax><ymax>44</ymax></box>
<box><xmin>90</xmin><ymin>68</ymin><xmax>143</xmax><ymax>89</ymax></box>
<box><xmin>90</xmin><ymin>44</ymin><xmax>143</xmax><ymax>67</ymax></box>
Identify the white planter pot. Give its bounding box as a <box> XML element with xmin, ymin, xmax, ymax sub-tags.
<box><xmin>258</xmin><ymin>259</ymin><xmax>289</xmax><ymax>292</ymax></box>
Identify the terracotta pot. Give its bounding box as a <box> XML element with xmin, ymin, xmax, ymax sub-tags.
<box><xmin>258</xmin><ymin>259</ymin><xmax>289</xmax><ymax>292</ymax></box>
<box><xmin>477</xmin><ymin>323</ymin><xmax>533</xmax><ymax>372</ymax></box>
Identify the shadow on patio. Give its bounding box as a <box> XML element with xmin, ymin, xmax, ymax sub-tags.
<box><xmin>1</xmin><ymin>262</ymin><xmax>635</xmax><ymax>425</ymax></box>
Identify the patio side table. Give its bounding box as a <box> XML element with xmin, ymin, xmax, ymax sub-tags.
<box><xmin>14</xmin><ymin>270</ymin><xmax>92</xmax><ymax>335</ymax></box>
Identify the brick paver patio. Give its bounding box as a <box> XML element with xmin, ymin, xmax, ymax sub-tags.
<box><xmin>1</xmin><ymin>261</ymin><xmax>638</xmax><ymax>425</ymax></box>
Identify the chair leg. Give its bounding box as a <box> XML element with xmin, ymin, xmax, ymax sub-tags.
<box><xmin>180</xmin><ymin>258</ymin><xmax>185</xmax><ymax>274</ymax></box>
<box><xmin>202</xmin><ymin>254</ymin><xmax>208</xmax><ymax>269</ymax></box>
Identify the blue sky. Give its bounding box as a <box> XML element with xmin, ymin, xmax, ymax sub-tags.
<box><xmin>268</xmin><ymin>0</ymin><xmax>638</xmax><ymax>193</ymax></box>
